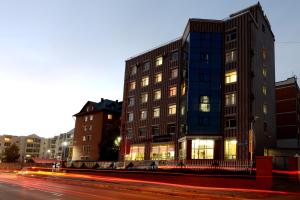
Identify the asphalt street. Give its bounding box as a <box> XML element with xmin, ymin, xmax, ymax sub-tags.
<box><xmin>0</xmin><ymin>172</ymin><xmax>299</xmax><ymax>200</ymax></box>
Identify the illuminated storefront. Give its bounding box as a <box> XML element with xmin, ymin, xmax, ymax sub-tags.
<box><xmin>150</xmin><ymin>143</ymin><xmax>175</xmax><ymax>160</ymax></box>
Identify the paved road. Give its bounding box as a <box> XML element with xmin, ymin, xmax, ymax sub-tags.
<box><xmin>0</xmin><ymin>172</ymin><xmax>299</xmax><ymax>200</ymax></box>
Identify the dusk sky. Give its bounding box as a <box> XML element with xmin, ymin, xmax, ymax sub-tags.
<box><xmin>0</xmin><ymin>0</ymin><xmax>299</xmax><ymax>138</ymax></box>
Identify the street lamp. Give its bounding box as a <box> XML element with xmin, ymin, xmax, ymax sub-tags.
<box><xmin>62</xmin><ymin>141</ymin><xmax>68</xmax><ymax>161</ymax></box>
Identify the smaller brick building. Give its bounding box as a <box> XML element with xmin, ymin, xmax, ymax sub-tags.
<box><xmin>72</xmin><ymin>98</ymin><xmax>122</xmax><ymax>161</ymax></box>
<box><xmin>276</xmin><ymin>77</ymin><xmax>300</xmax><ymax>148</ymax></box>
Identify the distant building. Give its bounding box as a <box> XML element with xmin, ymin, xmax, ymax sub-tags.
<box><xmin>276</xmin><ymin>77</ymin><xmax>300</xmax><ymax>148</ymax></box>
<box><xmin>121</xmin><ymin>3</ymin><xmax>276</xmax><ymax>161</ymax></box>
<box><xmin>72</xmin><ymin>98</ymin><xmax>122</xmax><ymax>161</ymax></box>
<box><xmin>0</xmin><ymin>135</ymin><xmax>20</xmax><ymax>161</ymax></box>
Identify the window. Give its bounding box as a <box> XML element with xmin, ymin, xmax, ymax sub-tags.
<box><xmin>142</xmin><ymin>61</ymin><xmax>150</xmax><ymax>71</ymax></box>
<box><xmin>171</xmin><ymin>68</ymin><xmax>178</xmax><ymax>79</ymax></box>
<box><xmin>82</xmin><ymin>145</ymin><xmax>91</xmax><ymax>153</ymax></box>
<box><xmin>200</xmin><ymin>53</ymin><xmax>209</xmax><ymax>64</ymax></box>
<box><xmin>26</xmin><ymin>138</ymin><xmax>33</xmax><ymax>143</ymax></box>
<box><xmin>89</xmin><ymin>125</ymin><xmax>92</xmax><ymax>131</ymax></box>
<box><xmin>199</xmin><ymin>117</ymin><xmax>209</xmax><ymax>126</ymax></box>
<box><xmin>89</xmin><ymin>115</ymin><xmax>93</xmax><ymax>121</ymax></box>
<box><xmin>224</xmin><ymin>139</ymin><xmax>237</xmax><ymax>160</ymax></box>
<box><xmin>128</xmin><ymin>112</ymin><xmax>133</xmax><ymax>122</ymax></box>
<box><xmin>82</xmin><ymin>136</ymin><xmax>86</xmax><ymax>141</ymax></box>
<box><xmin>127</xmin><ymin>145</ymin><xmax>144</xmax><ymax>160</ymax></box>
<box><xmin>167</xmin><ymin>123</ymin><xmax>176</xmax><ymax>134</ymax></box>
<box><xmin>226</xmin><ymin>30</ymin><xmax>236</xmax><ymax>42</ymax></box>
<box><xmin>153</xmin><ymin>107</ymin><xmax>160</xmax><ymax>118</ymax></box>
<box><xmin>141</xmin><ymin>76</ymin><xmax>149</xmax><ymax>87</ymax></box>
<box><xmin>126</xmin><ymin>128</ymin><xmax>133</xmax><ymax>136</ymax></box>
<box><xmin>141</xmin><ymin>93</ymin><xmax>148</xmax><ymax>103</ymax></box>
<box><xmin>199</xmin><ymin>73</ymin><xmax>209</xmax><ymax>82</ymax></box>
<box><xmin>192</xmin><ymin>139</ymin><xmax>214</xmax><ymax>159</ymax></box>
<box><xmin>154</xmin><ymin>90</ymin><xmax>161</xmax><ymax>100</ymax></box>
<box><xmin>152</xmin><ymin>126</ymin><xmax>160</xmax><ymax>136</ymax></box>
<box><xmin>4</xmin><ymin>138</ymin><xmax>11</xmax><ymax>142</ymax></box>
<box><xmin>107</xmin><ymin>114</ymin><xmax>113</xmax><ymax>120</ymax></box>
<box><xmin>151</xmin><ymin>143</ymin><xmax>175</xmax><ymax>160</ymax></box>
<box><xmin>139</xmin><ymin>127</ymin><xmax>147</xmax><ymax>137</ymax></box>
<box><xmin>264</xmin><ymin>122</ymin><xmax>268</xmax><ymax>132</ymax></box>
<box><xmin>84</xmin><ymin>116</ymin><xmax>88</xmax><ymax>122</ymax></box>
<box><xmin>262</xmin><ymin>85</ymin><xmax>267</xmax><ymax>95</ymax></box>
<box><xmin>181</xmin><ymin>82</ymin><xmax>186</xmax><ymax>95</ymax></box>
<box><xmin>225</xmin><ymin>50</ymin><xmax>237</xmax><ymax>63</ymax></box>
<box><xmin>128</xmin><ymin>97</ymin><xmax>134</xmax><ymax>106</ymax></box>
<box><xmin>225</xmin><ymin>118</ymin><xmax>236</xmax><ymax>128</ymax></box>
<box><xmin>130</xmin><ymin>65</ymin><xmax>137</xmax><ymax>76</ymax></box>
<box><xmin>129</xmin><ymin>81</ymin><xmax>136</xmax><ymax>90</ymax></box>
<box><xmin>154</xmin><ymin>73</ymin><xmax>162</xmax><ymax>83</ymax></box>
<box><xmin>262</xmin><ymin>68</ymin><xmax>267</xmax><ymax>77</ymax></box>
<box><xmin>263</xmin><ymin>104</ymin><xmax>268</xmax><ymax>114</ymax></box>
<box><xmin>225</xmin><ymin>93</ymin><xmax>236</xmax><ymax>106</ymax></box>
<box><xmin>262</xmin><ymin>48</ymin><xmax>267</xmax><ymax>60</ymax></box>
<box><xmin>84</xmin><ymin>125</ymin><xmax>87</xmax><ymax>132</ymax></box>
<box><xmin>225</xmin><ymin>70</ymin><xmax>237</xmax><ymax>84</ymax></box>
<box><xmin>155</xmin><ymin>56</ymin><xmax>163</xmax><ymax>66</ymax></box>
<box><xmin>180</xmin><ymin>105</ymin><xmax>185</xmax><ymax>116</ymax></box>
<box><xmin>199</xmin><ymin>96</ymin><xmax>210</xmax><ymax>112</ymax></box>
<box><xmin>168</xmin><ymin>86</ymin><xmax>177</xmax><ymax>97</ymax></box>
<box><xmin>171</xmin><ymin>51</ymin><xmax>178</xmax><ymax>61</ymax></box>
<box><xmin>168</xmin><ymin>104</ymin><xmax>176</xmax><ymax>115</ymax></box>
<box><xmin>140</xmin><ymin>110</ymin><xmax>147</xmax><ymax>120</ymax></box>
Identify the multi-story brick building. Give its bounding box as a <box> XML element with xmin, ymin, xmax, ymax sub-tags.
<box><xmin>276</xmin><ymin>77</ymin><xmax>300</xmax><ymax>148</ymax></box>
<box><xmin>121</xmin><ymin>3</ymin><xmax>276</xmax><ymax>161</ymax></box>
<box><xmin>72</xmin><ymin>98</ymin><xmax>122</xmax><ymax>161</ymax></box>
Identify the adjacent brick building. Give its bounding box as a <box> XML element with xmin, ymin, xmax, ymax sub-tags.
<box><xmin>121</xmin><ymin>3</ymin><xmax>276</xmax><ymax>161</ymax></box>
<box><xmin>276</xmin><ymin>77</ymin><xmax>300</xmax><ymax>148</ymax></box>
<box><xmin>72</xmin><ymin>98</ymin><xmax>122</xmax><ymax>161</ymax></box>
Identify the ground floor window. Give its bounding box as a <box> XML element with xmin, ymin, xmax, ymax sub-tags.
<box><xmin>224</xmin><ymin>139</ymin><xmax>237</xmax><ymax>159</ymax></box>
<box><xmin>191</xmin><ymin>139</ymin><xmax>214</xmax><ymax>159</ymax></box>
<box><xmin>128</xmin><ymin>145</ymin><xmax>144</xmax><ymax>160</ymax></box>
<box><xmin>179</xmin><ymin>141</ymin><xmax>186</xmax><ymax>160</ymax></box>
<box><xmin>151</xmin><ymin>143</ymin><xmax>175</xmax><ymax>160</ymax></box>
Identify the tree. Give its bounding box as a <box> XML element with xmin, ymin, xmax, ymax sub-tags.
<box><xmin>3</xmin><ymin>143</ymin><xmax>20</xmax><ymax>162</ymax></box>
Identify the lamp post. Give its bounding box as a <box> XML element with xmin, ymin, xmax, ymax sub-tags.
<box><xmin>62</xmin><ymin>141</ymin><xmax>68</xmax><ymax>161</ymax></box>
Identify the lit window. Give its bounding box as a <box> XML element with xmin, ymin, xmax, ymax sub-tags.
<box><xmin>192</xmin><ymin>139</ymin><xmax>214</xmax><ymax>159</ymax></box>
<box><xmin>139</xmin><ymin>127</ymin><xmax>147</xmax><ymax>137</ymax></box>
<box><xmin>141</xmin><ymin>76</ymin><xmax>149</xmax><ymax>87</ymax></box>
<box><xmin>84</xmin><ymin>116</ymin><xmax>88</xmax><ymax>122</ymax></box>
<box><xmin>140</xmin><ymin>110</ymin><xmax>147</xmax><ymax>120</ymax></box>
<box><xmin>199</xmin><ymin>96</ymin><xmax>210</xmax><ymax>112</ymax></box>
<box><xmin>224</xmin><ymin>139</ymin><xmax>237</xmax><ymax>160</ymax></box>
<box><xmin>225</xmin><ymin>50</ymin><xmax>237</xmax><ymax>63</ymax></box>
<box><xmin>151</xmin><ymin>143</ymin><xmax>175</xmax><ymax>160</ymax></box>
<box><xmin>142</xmin><ymin>61</ymin><xmax>150</xmax><ymax>71</ymax></box>
<box><xmin>153</xmin><ymin>90</ymin><xmax>161</xmax><ymax>101</ymax></box>
<box><xmin>152</xmin><ymin>126</ymin><xmax>160</xmax><ymax>136</ymax></box>
<box><xmin>168</xmin><ymin>86</ymin><xmax>177</xmax><ymax>97</ymax></box>
<box><xmin>153</xmin><ymin>107</ymin><xmax>160</xmax><ymax>118</ymax></box>
<box><xmin>171</xmin><ymin>68</ymin><xmax>178</xmax><ymax>79</ymax></box>
<box><xmin>180</xmin><ymin>106</ymin><xmax>185</xmax><ymax>116</ymax></box>
<box><xmin>155</xmin><ymin>56</ymin><xmax>163</xmax><ymax>66</ymax></box>
<box><xmin>263</xmin><ymin>104</ymin><xmax>268</xmax><ymax>114</ymax></box>
<box><xmin>89</xmin><ymin>125</ymin><xmax>92</xmax><ymax>131</ymax></box>
<box><xmin>262</xmin><ymin>85</ymin><xmax>267</xmax><ymax>95</ymax></box>
<box><xmin>130</xmin><ymin>65</ymin><xmax>137</xmax><ymax>76</ymax></box>
<box><xmin>89</xmin><ymin>115</ymin><xmax>93</xmax><ymax>121</ymax></box>
<box><xmin>84</xmin><ymin>125</ymin><xmax>87</xmax><ymax>132</ymax></box>
<box><xmin>108</xmin><ymin>114</ymin><xmax>113</xmax><ymax>120</ymax></box>
<box><xmin>171</xmin><ymin>51</ymin><xmax>178</xmax><ymax>61</ymax></box>
<box><xmin>128</xmin><ymin>112</ymin><xmax>133</xmax><ymax>122</ymax></box>
<box><xmin>4</xmin><ymin>138</ymin><xmax>11</xmax><ymax>142</ymax></box>
<box><xmin>82</xmin><ymin>136</ymin><xmax>86</xmax><ymax>142</ymax></box>
<box><xmin>168</xmin><ymin>104</ymin><xmax>176</xmax><ymax>115</ymax></box>
<box><xmin>141</xmin><ymin>93</ymin><xmax>148</xmax><ymax>103</ymax></box>
<box><xmin>26</xmin><ymin>138</ymin><xmax>33</xmax><ymax>143</ymax></box>
<box><xmin>181</xmin><ymin>82</ymin><xmax>186</xmax><ymax>95</ymax></box>
<box><xmin>262</xmin><ymin>68</ymin><xmax>267</xmax><ymax>77</ymax></box>
<box><xmin>225</xmin><ymin>118</ymin><xmax>236</xmax><ymax>128</ymax></box>
<box><xmin>128</xmin><ymin>97</ymin><xmax>134</xmax><ymax>106</ymax></box>
<box><xmin>129</xmin><ymin>81</ymin><xmax>136</xmax><ymax>90</ymax></box>
<box><xmin>127</xmin><ymin>145</ymin><xmax>144</xmax><ymax>161</ymax></box>
<box><xmin>154</xmin><ymin>73</ymin><xmax>162</xmax><ymax>83</ymax></box>
<box><xmin>225</xmin><ymin>93</ymin><xmax>236</xmax><ymax>106</ymax></box>
<box><xmin>225</xmin><ymin>71</ymin><xmax>237</xmax><ymax>84</ymax></box>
